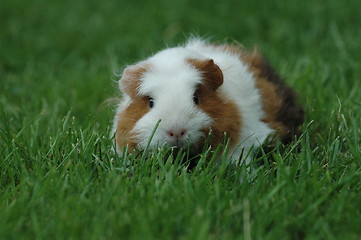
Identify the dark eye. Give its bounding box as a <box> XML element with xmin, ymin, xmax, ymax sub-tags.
<box><xmin>148</xmin><ymin>97</ymin><xmax>154</xmax><ymax>108</ymax></box>
<box><xmin>193</xmin><ymin>93</ymin><xmax>199</xmax><ymax>105</ymax></box>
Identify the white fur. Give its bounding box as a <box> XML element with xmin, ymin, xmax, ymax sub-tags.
<box><xmin>133</xmin><ymin>48</ymin><xmax>212</xmax><ymax>152</ymax></box>
<box><xmin>112</xmin><ymin>39</ymin><xmax>274</xmax><ymax>164</ymax></box>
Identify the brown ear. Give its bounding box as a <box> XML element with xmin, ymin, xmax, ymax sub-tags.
<box><xmin>119</xmin><ymin>63</ymin><xmax>148</xmax><ymax>98</ymax></box>
<box><xmin>187</xmin><ymin>58</ymin><xmax>223</xmax><ymax>90</ymax></box>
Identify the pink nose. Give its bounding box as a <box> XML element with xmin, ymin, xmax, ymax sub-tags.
<box><xmin>167</xmin><ymin>128</ymin><xmax>187</xmax><ymax>139</ymax></box>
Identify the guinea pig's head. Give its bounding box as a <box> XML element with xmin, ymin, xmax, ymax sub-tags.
<box><xmin>116</xmin><ymin>50</ymin><xmax>227</xmax><ymax>155</ymax></box>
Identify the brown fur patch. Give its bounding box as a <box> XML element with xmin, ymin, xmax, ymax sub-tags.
<box><xmin>241</xmin><ymin>49</ymin><xmax>304</xmax><ymax>143</ymax></box>
<box><xmin>116</xmin><ymin>63</ymin><xmax>150</xmax><ymax>152</ymax></box>
<box><xmin>187</xmin><ymin>58</ymin><xmax>242</xmax><ymax>148</ymax></box>
<box><xmin>198</xmin><ymin>87</ymin><xmax>242</xmax><ymax>149</ymax></box>
<box><xmin>116</xmin><ymin>96</ymin><xmax>150</xmax><ymax>151</ymax></box>
<box><xmin>120</xmin><ymin>63</ymin><xmax>148</xmax><ymax>98</ymax></box>
<box><xmin>213</xmin><ymin>43</ymin><xmax>304</xmax><ymax>143</ymax></box>
<box><xmin>255</xmin><ymin>79</ymin><xmax>287</xmax><ymax>135</ymax></box>
<box><xmin>187</xmin><ymin>58</ymin><xmax>224</xmax><ymax>90</ymax></box>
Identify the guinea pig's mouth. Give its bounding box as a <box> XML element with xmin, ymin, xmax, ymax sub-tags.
<box><xmin>167</xmin><ymin>139</ymin><xmax>193</xmax><ymax>151</ymax></box>
<box><xmin>170</xmin><ymin>140</ymin><xmax>187</xmax><ymax>149</ymax></box>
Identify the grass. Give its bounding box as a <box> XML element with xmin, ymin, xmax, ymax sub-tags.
<box><xmin>1</xmin><ymin>0</ymin><xmax>360</xmax><ymax>239</ymax></box>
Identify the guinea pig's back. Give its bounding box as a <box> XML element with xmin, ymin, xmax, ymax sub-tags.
<box><xmin>185</xmin><ymin>39</ymin><xmax>304</xmax><ymax>149</ymax></box>
<box><xmin>241</xmin><ymin>50</ymin><xmax>304</xmax><ymax>144</ymax></box>
<box><xmin>185</xmin><ymin>40</ymin><xmax>275</xmax><ymax>154</ymax></box>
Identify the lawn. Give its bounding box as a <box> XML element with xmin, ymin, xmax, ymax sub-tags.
<box><xmin>1</xmin><ymin>0</ymin><xmax>360</xmax><ymax>239</ymax></box>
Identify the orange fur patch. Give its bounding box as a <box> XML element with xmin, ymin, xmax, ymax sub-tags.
<box><xmin>196</xmin><ymin>44</ymin><xmax>303</xmax><ymax>141</ymax></box>
<box><xmin>241</xmin><ymin>50</ymin><xmax>288</xmax><ymax>135</ymax></box>
<box><xmin>116</xmin><ymin>64</ymin><xmax>150</xmax><ymax>151</ymax></box>
<box><xmin>120</xmin><ymin>64</ymin><xmax>148</xmax><ymax>98</ymax></box>
<box><xmin>255</xmin><ymin>79</ymin><xmax>287</xmax><ymax>134</ymax></box>
<box><xmin>187</xmin><ymin>58</ymin><xmax>242</xmax><ymax>148</ymax></box>
<box><xmin>116</xmin><ymin>97</ymin><xmax>149</xmax><ymax>152</ymax></box>
<box><xmin>187</xmin><ymin>58</ymin><xmax>224</xmax><ymax>90</ymax></box>
<box><xmin>198</xmin><ymin>87</ymin><xmax>242</xmax><ymax>149</ymax></box>
<box><xmin>240</xmin><ymin>48</ymin><xmax>303</xmax><ymax>142</ymax></box>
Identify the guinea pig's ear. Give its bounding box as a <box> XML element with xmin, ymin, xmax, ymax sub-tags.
<box><xmin>119</xmin><ymin>62</ymin><xmax>148</xmax><ymax>98</ymax></box>
<box><xmin>187</xmin><ymin>58</ymin><xmax>224</xmax><ymax>90</ymax></box>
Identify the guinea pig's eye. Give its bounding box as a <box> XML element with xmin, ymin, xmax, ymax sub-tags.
<box><xmin>193</xmin><ymin>93</ymin><xmax>199</xmax><ymax>105</ymax></box>
<box><xmin>148</xmin><ymin>97</ymin><xmax>154</xmax><ymax>108</ymax></box>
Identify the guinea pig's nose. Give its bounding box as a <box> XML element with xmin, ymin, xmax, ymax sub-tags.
<box><xmin>167</xmin><ymin>128</ymin><xmax>187</xmax><ymax>139</ymax></box>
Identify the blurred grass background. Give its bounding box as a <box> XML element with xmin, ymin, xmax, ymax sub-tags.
<box><xmin>2</xmin><ymin>0</ymin><xmax>360</xmax><ymax>119</ymax></box>
<box><xmin>1</xmin><ymin>0</ymin><xmax>360</xmax><ymax>239</ymax></box>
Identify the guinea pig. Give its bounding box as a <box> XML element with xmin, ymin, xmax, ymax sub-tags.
<box><xmin>111</xmin><ymin>38</ymin><xmax>304</xmax><ymax>164</ymax></box>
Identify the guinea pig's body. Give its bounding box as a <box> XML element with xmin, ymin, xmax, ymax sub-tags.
<box><xmin>112</xmin><ymin>39</ymin><xmax>304</xmax><ymax>163</ymax></box>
